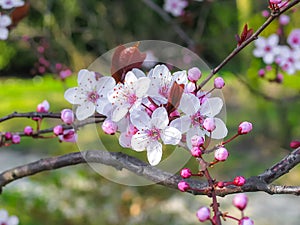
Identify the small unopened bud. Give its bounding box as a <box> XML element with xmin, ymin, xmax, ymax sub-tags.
<box><xmin>203</xmin><ymin>118</ymin><xmax>216</xmax><ymax>132</ymax></box>
<box><xmin>102</xmin><ymin>119</ymin><xmax>118</xmax><ymax>135</ymax></box>
<box><xmin>261</xmin><ymin>10</ymin><xmax>269</xmax><ymax>18</ymax></box>
<box><xmin>233</xmin><ymin>193</ymin><xmax>248</xmax><ymax>211</ymax></box>
<box><xmin>276</xmin><ymin>73</ymin><xmax>283</xmax><ymax>83</ymax></box>
<box><xmin>191</xmin><ymin>146</ymin><xmax>202</xmax><ymax>157</ymax></box>
<box><xmin>214</xmin><ymin>77</ymin><xmax>225</xmax><ymax>89</ymax></box>
<box><xmin>239</xmin><ymin>217</ymin><xmax>254</xmax><ymax>225</ymax></box>
<box><xmin>180</xmin><ymin>168</ymin><xmax>192</xmax><ymax>179</ymax></box>
<box><xmin>178</xmin><ymin>181</ymin><xmax>190</xmax><ymax>192</ymax></box>
<box><xmin>12</xmin><ymin>134</ymin><xmax>21</xmax><ymax>144</ymax></box>
<box><xmin>214</xmin><ymin>147</ymin><xmax>229</xmax><ymax>161</ymax></box>
<box><xmin>270</xmin><ymin>0</ymin><xmax>282</xmax><ymax>4</ymax></box>
<box><xmin>37</xmin><ymin>100</ymin><xmax>50</xmax><ymax>113</ymax></box>
<box><xmin>217</xmin><ymin>181</ymin><xmax>224</xmax><ymax>188</ymax></box>
<box><xmin>53</xmin><ymin>125</ymin><xmax>64</xmax><ymax>136</ymax></box>
<box><xmin>279</xmin><ymin>14</ymin><xmax>290</xmax><ymax>25</ymax></box>
<box><xmin>188</xmin><ymin>67</ymin><xmax>202</xmax><ymax>82</ymax></box>
<box><xmin>191</xmin><ymin>135</ymin><xmax>204</xmax><ymax>147</ymax></box>
<box><xmin>4</xmin><ymin>132</ymin><xmax>12</xmax><ymax>140</ymax></box>
<box><xmin>24</xmin><ymin>126</ymin><xmax>33</xmax><ymax>136</ymax></box>
<box><xmin>61</xmin><ymin>109</ymin><xmax>75</xmax><ymax>125</ymax></box>
<box><xmin>290</xmin><ymin>140</ymin><xmax>300</xmax><ymax>149</ymax></box>
<box><xmin>238</xmin><ymin>121</ymin><xmax>252</xmax><ymax>135</ymax></box>
<box><xmin>233</xmin><ymin>176</ymin><xmax>246</xmax><ymax>186</ymax></box>
<box><xmin>185</xmin><ymin>82</ymin><xmax>196</xmax><ymax>93</ymax></box>
<box><xmin>258</xmin><ymin>69</ymin><xmax>265</xmax><ymax>77</ymax></box>
<box><xmin>196</xmin><ymin>207</ymin><xmax>211</xmax><ymax>222</ymax></box>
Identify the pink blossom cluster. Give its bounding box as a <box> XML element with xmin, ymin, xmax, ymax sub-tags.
<box><xmin>163</xmin><ymin>0</ymin><xmax>188</xmax><ymax>17</ymax></box>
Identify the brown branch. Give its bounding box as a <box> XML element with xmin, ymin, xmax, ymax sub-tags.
<box><xmin>1</xmin><ymin>147</ymin><xmax>300</xmax><ymax>196</ymax></box>
<box><xmin>199</xmin><ymin>0</ymin><xmax>300</xmax><ymax>88</ymax></box>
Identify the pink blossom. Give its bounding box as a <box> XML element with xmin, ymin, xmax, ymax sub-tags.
<box><xmin>261</xmin><ymin>10</ymin><xmax>269</xmax><ymax>18</ymax></box>
<box><xmin>59</xmin><ymin>69</ymin><xmax>72</xmax><ymax>80</ymax></box>
<box><xmin>0</xmin><ymin>0</ymin><xmax>24</xmax><ymax>9</ymax></box>
<box><xmin>58</xmin><ymin>129</ymin><xmax>77</xmax><ymax>142</ymax></box>
<box><xmin>61</xmin><ymin>109</ymin><xmax>75</xmax><ymax>125</ymax></box>
<box><xmin>0</xmin><ymin>14</ymin><xmax>12</xmax><ymax>40</ymax></box>
<box><xmin>163</xmin><ymin>0</ymin><xmax>188</xmax><ymax>17</ymax></box>
<box><xmin>180</xmin><ymin>168</ymin><xmax>192</xmax><ymax>178</ymax></box>
<box><xmin>258</xmin><ymin>69</ymin><xmax>265</xmax><ymax>77</ymax></box>
<box><xmin>276</xmin><ymin>73</ymin><xmax>284</xmax><ymax>83</ymax></box>
<box><xmin>253</xmin><ymin>34</ymin><xmax>279</xmax><ymax>64</ymax></box>
<box><xmin>233</xmin><ymin>176</ymin><xmax>246</xmax><ymax>186</ymax></box>
<box><xmin>53</xmin><ymin>125</ymin><xmax>64</xmax><ymax>136</ymax></box>
<box><xmin>196</xmin><ymin>207</ymin><xmax>211</xmax><ymax>222</ymax></box>
<box><xmin>178</xmin><ymin>181</ymin><xmax>190</xmax><ymax>192</ymax></box>
<box><xmin>214</xmin><ymin>147</ymin><xmax>229</xmax><ymax>161</ymax></box>
<box><xmin>203</xmin><ymin>118</ymin><xmax>216</xmax><ymax>132</ymax></box>
<box><xmin>12</xmin><ymin>134</ymin><xmax>21</xmax><ymax>144</ymax></box>
<box><xmin>191</xmin><ymin>146</ymin><xmax>202</xmax><ymax>157</ymax></box>
<box><xmin>214</xmin><ymin>77</ymin><xmax>225</xmax><ymax>89</ymax></box>
<box><xmin>238</xmin><ymin>121</ymin><xmax>253</xmax><ymax>135</ymax></box>
<box><xmin>239</xmin><ymin>217</ymin><xmax>254</xmax><ymax>225</ymax></box>
<box><xmin>37</xmin><ymin>100</ymin><xmax>50</xmax><ymax>113</ymax></box>
<box><xmin>270</xmin><ymin>0</ymin><xmax>282</xmax><ymax>3</ymax></box>
<box><xmin>287</xmin><ymin>29</ymin><xmax>300</xmax><ymax>49</ymax></box>
<box><xmin>4</xmin><ymin>132</ymin><xmax>12</xmax><ymax>140</ymax></box>
<box><xmin>279</xmin><ymin>14</ymin><xmax>290</xmax><ymax>26</ymax></box>
<box><xmin>191</xmin><ymin>135</ymin><xmax>204</xmax><ymax>147</ymax></box>
<box><xmin>276</xmin><ymin>46</ymin><xmax>300</xmax><ymax>75</ymax></box>
<box><xmin>233</xmin><ymin>193</ymin><xmax>248</xmax><ymax>211</ymax></box>
<box><xmin>102</xmin><ymin>119</ymin><xmax>118</xmax><ymax>135</ymax></box>
<box><xmin>24</xmin><ymin>126</ymin><xmax>33</xmax><ymax>136</ymax></box>
<box><xmin>290</xmin><ymin>140</ymin><xmax>300</xmax><ymax>149</ymax></box>
<box><xmin>188</xmin><ymin>67</ymin><xmax>201</xmax><ymax>82</ymax></box>
<box><xmin>0</xmin><ymin>209</ymin><xmax>19</xmax><ymax>225</ymax></box>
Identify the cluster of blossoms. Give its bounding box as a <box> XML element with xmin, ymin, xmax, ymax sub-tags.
<box><xmin>64</xmin><ymin>64</ymin><xmax>228</xmax><ymax>166</ymax></box>
<box><xmin>163</xmin><ymin>0</ymin><xmax>188</xmax><ymax>17</ymax></box>
<box><xmin>0</xmin><ymin>0</ymin><xmax>24</xmax><ymax>40</ymax></box>
<box><xmin>0</xmin><ymin>209</ymin><xmax>19</xmax><ymax>225</ymax></box>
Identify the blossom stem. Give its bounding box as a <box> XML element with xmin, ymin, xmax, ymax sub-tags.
<box><xmin>221</xmin><ymin>133</ymin><xmax>239</xmax><ymax>145</ymax></box>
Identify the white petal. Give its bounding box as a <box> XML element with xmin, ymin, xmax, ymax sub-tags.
<box><xmin>131</xmin><ymin>131</ymin><xmax>151</xmax><ymax>151</ymax></box>
<box><xmin>161</xmin><ymin>127</ymin><xmax>182</xmax><ymax>145</ymax></box>
<box><xmin>7</xmin><ymin>216</ymin><xmax>19</xmax><ymax>225</ymax></box>
<box><xmin>134</xmin><ymin>77</ymin><xmax>151</xmax><ymax>98</ymax></box>
<box><xmin>78</xmin><ymin>69</ymin><xmax>97</xmax><ymax>90</ymax></box>
<box><xmin>170</xmin><ymin>116</ymin><xmax>191</xmax><ymax>133</ymax></box>
<box><xmin>153</xmin><ymin>64</ymin><xmax>171</xmax><ymax>80</ymax></box>
<box><xmin>253</xmin><ymin>48</ymin><xmax>264</xmax><ymax>58</ymax></box>
<box><xmin>186</xmin><ymin>127</ymin><xmax>205</xmax><ymax>150</ymax></box>
<box><xmin>211</xmin><ymin>118</ymin><xmax>228</xmax><ymax>139</ymax></box>
<box><xmin>130</xmin><ymin>109</ymin><xmax>151</xmax><ymax>130</ymax></box>
<box><xmin>263</xmin><ymin>53</ymin><xmax>274</xmax><ymax>64</ymax></box>
<box><xmin>76</xmin><ymin>102</ymin><xmax>95</xmax><ymax>120</ymax></box>
<box><xmin>147</xmin><ymin>141</ymin><xmax>162</xmax><ymax>166</ymax></box>
<box><xmin>96</xmin><ymin>99</ymin><xmax>112</xmax><ymax>115</ymax></box>
<box><xmin>0</xmin><ymin>28</ymin><xmax>9</xmax><ymax>40</ymax></box>
<box><xmin>124</xmin><ymin>71</ymin><xmax>138</xmax><ymax>86</ymax></box>
<box><xmin>119</xmin><ymin>132</ymin><xmax>132</xmax><ymax>148</ymax></box>
<box><xmin>268</xmin><ymin>34</ymin><xmax>279</xmax><ymax>46</ymax></box>
<box><xmin>173</xmin><ymin>70</ymin><xmax>188</xmax><ymax>85</ymax></box>
<box><xmin>112</xmin><ymin>105</ymin><xmax>129</xmax><ymax>122</ymax></box>
<box><xmin>179</xmin><ymin>93</ymin><xmax>200</xmax><ymax>115</ymax></box>
<box><xmin>64</xmin><ymin>87</ymin><xmax>85</xmax><ymax>104</ymax></box>
<box><xmin>254</xmin><ymin>37</ymin><xmax>266</xmax><ymax>48</ymax></box>
<box><xmin>132</xmin><ymin>68</ymin><xmax>146</xmax><ymax>78</ymax></box>
<box><xmin>96</xmin><ymin>76</ymin><xmax>116</xmax><ymax>94</ymax></box>
<box><xmin>0</xmin><ymin>210</ymin><xmax>8</xmax><ymax>220</ymax></box>
<box><xmin>0</xmin><ymin>15</ymin><xmax>11</xmax><ymax>27</ymax></box>
<box><xmin>201</xmin><ymin>97</ymin><xmax>223</xmax><ymax>117</ymax></box>
<box><xmin>151</xmin><ymin>107</ymin><xmax>169</xmax><ymax>129</ymax></box>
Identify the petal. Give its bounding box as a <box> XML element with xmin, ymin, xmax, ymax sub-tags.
<box><xmin>0</xmin><ymin>15</ymin><xmax>11</xmax><ymax>27</ymax></box>
<box><xmin>200</xmin><ymin>97</ymin><xmax>223</xmax><ymax>117</ymax></box>
<box><xmin>0</xmin><ymin>28</ymin><xmax>9</xmax><ymax>40</ymax></box>
<box><xmin>186</xmin><ymin>127</ymin><xmax>205</xmax><ymax>150</ymax></box>
<box><xmin>119</xmin><ymin>132</ymin><xmax>132</xmax><ymax>148</ymax></box>
<box><xmin>0</xmin><ymin>210</ymin><xmax>8</xmax><ymax>220</ymax></box>
<box><xmin>151</xmin><ymin>107</ymin><xmax>168</xmax><ymax>129</ymax></box>
<box><xmin>170</xmin><ymin>116</ymin><xmax>191</xmax><ymax>133</ymax></box>
<box><xmin>7</xmin><ymin>216</ymin><xmax>19</xmax><ymax>225</ymax></box>
<box><xmin>147</xmin><ymin>141</ymin><xmax>162</xmax><ymax>166</ymax></box>
<box><xmin>130</xmin><ymin>109</ymin><xmax>151</xmax><ymax>130</ymax></box>
<box><xmin>131</xmin><ymin>131</ymin><xmax>151</xmax><ymax>151</ymax></box>
<box><xmin>211</xmin><ymin>118</ymin><xmax>228</xmax><ymax>139</ymax></box>
<box><xmin>134</xmin><ymin>77</ymin><xmax>151</xmax><ymax>98</ymax></box>
<box><xmin>268</xmin><ymin>34</ymin><xmax>279</xmax><ymax>46</ymax></box>
<box><xmin>263</xmin><ymin>53</ymin><xmax>274</xmax><ymax>64</ymax></box>
<box><xmin>161</xmin><ymin>127</ymin><xmax>182</xmax><ymax>145</ymax></box>
<box><xmin>253</xmin><ymin>48</ymin><xmax>264</xmax><ymax>58</ymax></box>
<box><xmin>64</xmin><ymin>87</ymin><xmax>85</xmax><ymax>104</ymax></box>
<box><xmin>132</xmin><ymin>68</ymin><xmax>146</xmax><ymax>78</ymax></box>
<box><xmin>112</xmin><ymin>105</ymin><xmax>129</xmax><ymax>122</ymax></box>
<box><xmin>124</xmin><ymin>71</ymin><xmax>138</xmax><ymax>86</ymax></box>
<box><xmin>96</xmin><ymin>99</ymin><xmax>112</xmax><ymax>116</ymax></box>
<box><xmin>76</xmin><ymin>102</ymin><xmax>95</xmax><ymax>120</ymax></box>
<box><xmin>96</xmin><ymin>76</ymin><xmax>116</xmax><ymax>94</ymax></box>
<box><xmin>254</xmin><ymin>37</ymin><xmax>266</xmax><ymax>48</ymax></box>
<box><xmin>173</xmin><ymin>70</ymin><xmax>188</xmax><ymax>85</ymax></box>
<box><xmin>179</xmin><ymin>93</ymin><xmax>200</xmax><ymax>115</ymax></box>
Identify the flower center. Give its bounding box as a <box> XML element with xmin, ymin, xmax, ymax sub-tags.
<box><xmin>127</xmin><ymin>93</ymin><xmax>137</xmax><ymax>105</ymax></box>
<box><xmin>159</xmin><ymin>85</ymin><xmax>169</xmax><ymax>98</ymax></box>
<box><xmin>191</xmin><ymin>112</ymin><xmax>204</xmax><ymax>126</ymax></box>
<box><xmin>292</xmin><ymin>37</ymin><xmax>299</xmax><ymax>44</ymax></box>
<box><xmin>88</xmin><ymin>91</ymin><xmax>100</xmax><ymax>103</ymax></box>
<box><xmin>264</xmin><ymin>45</ymin><xmax>271</xmax><ymax>52</ymax></box>
<box><xmin>146</xmin><ymin>128</ymin><xmax>160</xmax><ymax>140</ymax></box>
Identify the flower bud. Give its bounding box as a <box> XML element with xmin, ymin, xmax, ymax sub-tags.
<box><xmin>290</xmin><ymin>140</ymin><xmax>300</xmax><ymax>149</ymax></box>
<box><xmin>214</xmin><ymin>77</ymin><xmax>225</xmax><ymax>89</ymax></box>
<box><xmin>191</xmin><ymin>135</ymin><xmax>204</xmax><ymax>147</ymax></box>
<box><xmin>238</xmin><ymin>121</ymin><xmax>252</xmax><ymax>135</ymax></box>
<box><xmin>258</xmin><ymin>69</ymin><xmax>265</xmax><ymax>77</ymax></box>
<box><xmin>61</xmin><ymin>109</ymin><xmax>75</xmax><ymax>125</ymax></box>
<box><xmin>12</xmin><ymin>134</ymin><xmax>21</xmax><ymax>144</ymax></box>
<box><xmin>188</xmin><ymin>67</ymin><xmax>202</xmax><ymax>82</ymax></box>
<box><xmin>196</xmin><ymin>207</ymin><xmax>211</xmax><ymax>222</ymax></box>
<box><xmin>185</xmin><ymin>82</ymin><xmax>196</xmax><ymax>93</ymax></box>
<box><xmin>203</xmin><ymin>118</ymin><xmax>216</xmax><ymax>132</ymax></box>
<box><xmin>102</xmin><ymin>119</ymin><xmax>118</xmax><ymax>135</ymax></box>
<box><xmin>239</xmin><ymin>217</ymin><xmax>254</xmax><ymax>225</ymax></box>
<box><xmin>180</xmin><ymin>168</ymin><xmax>192</xmax><ymax>179</ymax></box>
<box><xmin>214</xmin><ymin>147</ymin><xmax>229</xmax><ymax>161</ymax></box>
<box><xmin>58</xmin><ymin>129</ymin><xmax>77</xmax><ymax>142</ymax></box>
<box><xmin>279</xmin><ymin>14</ymin><xmax>290</xmax><ymax>25</ymax></box>
<box><xmin>261</xmin><ymin>10</ymin><xmax>269</xmax><ymax>18</ymax></box>
<box><xmin>270</xmin><ymin>0</ymin><xmax>282</xmax><ymax>3</ymax></box>
<box><xmin>233</xmin><ymin>176</ymin><xmax>246</xmax><ymax>186</ymax></box>
<box><xmin>191</xmin><ymin>146</ymin><xmax>202</xmax><ymax>157</ymax></box>
<box><xmin>178</xmin><ymin>181</ymin><xmax>190</xmax><ymax>192</ymax></box>
<box><xmin>37</xmin><ymin>100</ymin><xmax>50</xmax><ymax>113</ymax></box>
<box><xmin>59</xmin><ymin>69</ymin><xmax>72</xmax><ymax>80</ymax></box>
<box><xmin>276</xmin><ymin>73</ymin><xmax>283</xmax><ymax>83</ymax></box>
<box><xmin>53</xmin><ymin>125</ymin><xmax>64</xmax><ymax>136</ymax></box>
<box><xmin>24</xmin><ymin>126</ymin><xmax>33</xmax><ymax>136</ymax></box>
<box><xmin>4</xmin><ymin>132</ymin><xmax>12</xmax><ymax>140</ymax></box>
<box><xmin>233</xmin><ymin>193</ymin><xmax>248</xmax><ymax>211</ymax></box>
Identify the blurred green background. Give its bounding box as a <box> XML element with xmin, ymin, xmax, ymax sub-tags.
<box><xmin>0</xmin><ymin>0</ymin><xmax>300</xmax><ymax>224</ymax></box>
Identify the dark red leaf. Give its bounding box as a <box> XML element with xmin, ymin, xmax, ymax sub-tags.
<box><xmin>166</xmin><ymin>82</ymin><xmax>184</xmax><ymax>114</ymax></box>
<box><xmin>9</xmin><ymin>2</ymin><xmax>30</xmax><ymax>29</ymax></box>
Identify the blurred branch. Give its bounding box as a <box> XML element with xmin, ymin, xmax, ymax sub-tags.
<box><xmin>1</xmin><ymin>147</ymin><xmax>300</xmax><ymax>196</ymax></box>
<box><xmin>199</xmin><ymin>0</ymin><xmax>300</xmax><ymax>88</ymax></box>
<box><xmin>142</xmin><ymin>0</ymin><xmax>195</xmax><ymax>48</ymax></box>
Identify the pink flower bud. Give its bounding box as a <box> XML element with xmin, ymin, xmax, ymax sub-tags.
<box><xmin>178</xmin><ymin>181</ymin><xmax>190</xmax><ymax>192</ymax></box>
<box><xmin>233</xmin><ymin>193</ymin><xmax>248</xmax><ymax>211</ymax></box>
<box><xmin>170</xmin><ymin>110</ymin><xmax>180</xmax><ymax>118</ymax></box>
<box><xmin>102</xmin><ymin>119</ymin><xmax>118</xmax><ymax>135</ymax></box>
<box><xmin>261</xmin><ymin>10</ymin><xmax>269</xmax><ymax>18</ymax></box>
<box><xmin>24</xmin><ymin>126</ymin><xmax>33</xmax><ymax>136</ymax></box>
<box><xmin>214</xmin><ymin>77</ymin><xmax>225</xmax><ymax>89</ymax></box>
<box><xmin>196</xmin><ymin>207</ymin><xmax>211</xmax><ymax>222</ymax></box>
<box><xmin>233</xmin><ymin>176</ymin><xmax>246</xmax><ymax>186</ymax></box>
<box><xmin>276</xmin><ymin>73</ymin><xmax>283</xmax><ymax>83</ymax></box>
<box><xmin>239</xmin><ymin>217</ymin><xmax>254</xmax><ymax>225</ymax></box>
<box><xmin>61</xmin><ymin>109</ymin><xmax>75</xmax><ymax>125</ymax></box>
<box><xmin>12</xmin><ymin>134</ymin><xmax>21</xmax><ymax>144</ymax></box>
<box><xmin>4</xmin><ymin>132</ymin><xmax>12</xmax><ymax>140</ymax></box>
<box><xmin>37</xmin><ymin>100</ymin><xmax>50</xmax><ymax>113</ymax></box>
<box><xmin>290</xmin><ymin>140</ymin><xmax>300</xmax><ymax>149</ymax></box>
<box><xmin>217</xmin><ymin>181</ymin><xmax>224</xmax><ymax>188</ymax></box>
<box><xmin>191</xmin><ymin>146</ymin><xmax>202</xmax><ymax>157</ymax></box>
<box><xmin>238</xmin><ymin>121</ymin><xmax>252</xmax><ymax>135</ymax></box>
<box><xmin>258</xmin><ymin>69</ymin><xmax>265</xmax><ymax>77</ymax></box>
<box><xmin>215</xmin><ymin>147</ymin><xmax>229</xmax><ymax>161</ymax></box>
<box><xmin>53</xmin><ymin>125</ymin><xmax>64</xmax><ymax>136</ymax></box>
<box><xmin>203</xmin><ymin>118</ymin><xmax>216</xmax><ymax>132</ymax></box>
<box><xmin>185</xmin><ymin>82</ymin><xmax>196</xmax><ymax>93</ymax></box>
<box><xmin>180</xmin><ymin>168</ymin><xmax>192</xmax><ymax>179</ymax></box>
<box><xmin>59</xmin><ymin>69</ymin><xmax>72</xmax><ymax>80</ymax></box>
<box><xmin>279</xmin><ymin>14</ymin><xmax>290</xmax><ymax>25</ymax></box>
<box><xmin>55</xmin><ymin>63</ymin><xmax>63</xmax><ymax>71</ymax></box>
<box><xmin>191</xmin><ymin>135</ymin><xmax>204</xmax><ymax>147</ymax></box>
<box><xmin>59</xmin><ymin>129</ymin><xmax>77</xmax><ymax>142</ymax></box>
<box><xmin>188</xmin><ymin>67</ymin><xmax>202</xmax><ymax>82</ymax></box>
<box><xmin>270</xmin><ymin>0</ymin><xmax>281</xmax><ymax>3</ymax></box>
